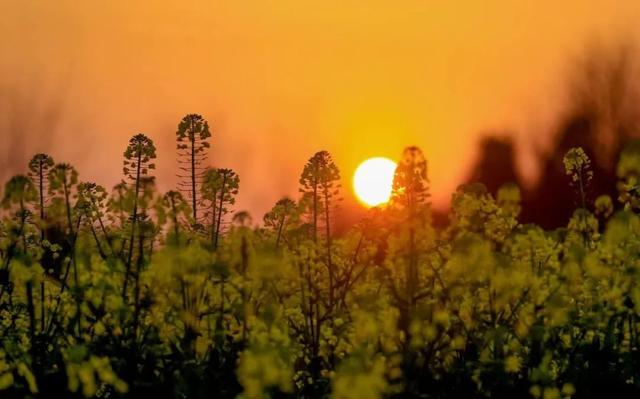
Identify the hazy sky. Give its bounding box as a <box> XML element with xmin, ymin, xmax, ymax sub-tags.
<box><xmin>2</xmin><ymin>1</ymin><xmax>640</xmax><ymax>218</ymax></box>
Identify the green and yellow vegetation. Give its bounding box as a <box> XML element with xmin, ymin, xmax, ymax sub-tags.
<box><xmin>2</xmin><ymin>115</ymin><xmax>640</xmax><ymax>398</ymax></box>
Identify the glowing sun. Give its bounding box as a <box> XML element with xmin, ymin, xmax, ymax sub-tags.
<box><xmin>353</xmin><ymin>157</ymin><xmax>397</xmax><ymax>207</ymax></box>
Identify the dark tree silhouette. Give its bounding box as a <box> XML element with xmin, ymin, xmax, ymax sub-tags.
<box><xmin>567</xmin><ymin>41</ymin><xmax>640</xmax><ymax>165</ymax></box>
<box><xmin>466</xmin><ymin>136</ymin><xmax>522</xmax><ymax>196</ymax></box>
<box><xmin>462</xmin><ymin>43</ymin><xmax>640</xmax><ymax>228</ymax></box>
<box><xmin>522</xmin><ymin>119</ymin><xmax>616</xmax><ymax>228</ymax></box>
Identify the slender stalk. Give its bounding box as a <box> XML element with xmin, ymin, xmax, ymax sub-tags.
<box><xmin>214</xmin><ymin>175</ymin><xmax>228</xmax><ymax>249</ymax></box>
<box><xmin>323</xmin><ymin>184</ymin><xmax>334</xmax><ymax>306</ymax></box>
<box><xmin>123</xmin><ymin>149</ymin><xmax>142</xmax><ymax>299</ymax></box>
<box><xmin>190</xmin><ymin>118</ymin><xmax>198</xmax><ymax>222</ymax></box>
<box><xmin>275</xmin><ymin>212</ymin><xmax>287</xmax><ymax>249</ymax></box>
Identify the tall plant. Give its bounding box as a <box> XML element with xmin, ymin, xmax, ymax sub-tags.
<box><xmin>121</xmin><ymin>134</ymin><xmax>156</xmax><ymax>298</ymax></box>
<box><xmin>176</xmin><ymin>114</ymin><xmax>211</xmax><ymax>225</ymax></box>
<box><xmin>28</xmin><ymin>153</ymin><xmax>54</xmax><ymax>240</ymax></box>
<box><xmin>201</xmin><ymin>167</ymin><xmax>239</xmax><ymax>249</ymax></box>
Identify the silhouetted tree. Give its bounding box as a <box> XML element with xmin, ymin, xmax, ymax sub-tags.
<box><xmin>523</xmin><ymin>42</ymin><xmax>640</xmax><ymax>227</ymax></box>
<box><xmin>466</xmin><ymin>136</ymin><xmax>521</xmax><ymax>195</ymax></box>
<box><xmin>568</xmin><ymin>41</ymin><xmax>640</xmax><ymax>164</ymax></box>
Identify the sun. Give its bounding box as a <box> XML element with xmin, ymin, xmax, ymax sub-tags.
<box><xmin>353</xmin><ymin>157</ymin><xmax>397</xmax><ymax>207</ymax></box>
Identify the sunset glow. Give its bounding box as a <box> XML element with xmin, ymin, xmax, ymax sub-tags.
<box><xmin>4</xmin><ymin>1</ymin><xmax>640</xmax><ymax>397</ymax></box>
<box><xmin>353</xmin><ymin>157</ymin><xmax>397</xmax><ymax>207</ymax></box>
<box><xmin>3</xmin><ymin>2</ymin><xmax>640</xmax><ymax>218</ymax></box>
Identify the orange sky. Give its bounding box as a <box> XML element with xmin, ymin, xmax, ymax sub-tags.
<box><xmin>2</xmin><ymin>1</ymin><xmax>640</xmax><ymax>219</ymax></box>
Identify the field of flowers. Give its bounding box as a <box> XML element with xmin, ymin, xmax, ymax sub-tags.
<box><xmin>2</xmin><ymin>115</ymin><xmax>640</xmax><ymax>398</ymax></box>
